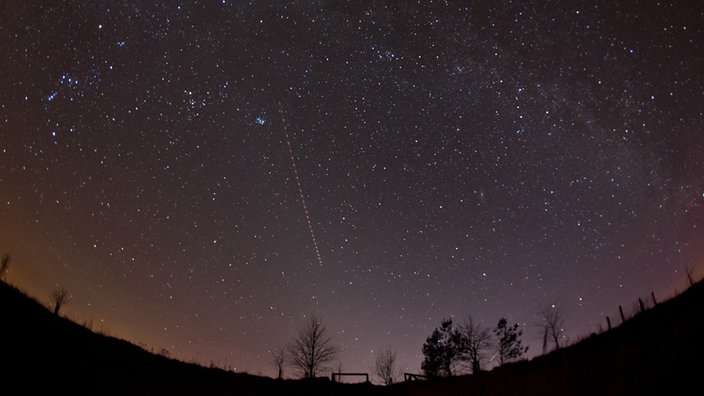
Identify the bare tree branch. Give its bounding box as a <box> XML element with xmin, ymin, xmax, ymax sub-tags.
<box><xmin>374</xmin><ymin>347</ymin><xmax>398</xmax><ymax>385</ymax></box>
<box><xmin>540</xmin><ymin>304</ymin><xmax>566</xmax><ymax>352</ymax></box>
<box><xmin>0</xmin><ymin>254</ymin><xmax>10</xmax><ymax>280</ymax></box>
<box><xmin>51</xmin><ymin>286</ymin><xmax>71</xmax><ymax>315</ymax></box>
<box><xmin>271</xmin><ymin>347</ymin><xmax>286</xmax><ymax>379</ymax></box>
<box><xmin>287</xmin><ymin>316</ymin><xmax>339</xmax><ymax>378</ymax></box>
<box><xmin>459</xmin><ymin>316</ymin><xmax>493</xmax><ymax>373</ymax></box>
<box><xmin>685</xmin><ymin>264</ymin><xmax>695</xmax><ymax>287</ymax></box>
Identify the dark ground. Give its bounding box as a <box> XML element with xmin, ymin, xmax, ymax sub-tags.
<box><xmin>2</xmin><ymin>277</ymin><xmax>703</xmax><ymax>395</ymax></box>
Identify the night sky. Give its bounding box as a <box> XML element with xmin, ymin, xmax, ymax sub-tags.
<box><xmin>1</xmin><ymin>0</ymin><xmax>703</xmax><ymax>379</ymax></box>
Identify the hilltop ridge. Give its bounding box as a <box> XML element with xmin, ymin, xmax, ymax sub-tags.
<box><xmin>2</xmin><ymin>278</ymin><xmax>703</xmax><ymax>395</ymax></box>
<box><xmin>388</xmin><ymin>278</ymin><xmax>704</xmax><ymax>396</ymax></box>
<box><xmin>0</xmin><ymin>280</ymin><xmax>380</xmax><ymax>395</ymax></box>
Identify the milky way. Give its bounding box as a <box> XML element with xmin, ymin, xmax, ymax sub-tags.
<box><xmin>1</xmin><ymin>1</ymin><xmax>703</xmax><ymax>378</ymax></box>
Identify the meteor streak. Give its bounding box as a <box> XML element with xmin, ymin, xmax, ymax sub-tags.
<box><xmin>278</xmin><ymin>102</ymin><xmax>324</xmax><ymax>267</ymax></box>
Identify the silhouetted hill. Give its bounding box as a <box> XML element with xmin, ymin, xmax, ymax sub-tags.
<box><xmin>0</xmin><ymin>280</ymin><xmax>381</xmax><ymax>395</ymax></box>
<box><xmin>2</xmin><ymin>278</ymin><xmax>703</xmax><ymax>395</ymax></box>
<box><xmin>386</xmin><ymin>279</ymin><xmax>704</xmax><ymax>396</ymax></box>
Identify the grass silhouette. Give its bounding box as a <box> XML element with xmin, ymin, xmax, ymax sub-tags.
<box><xmin>2</xmin><ymin>277</ymin><xmax>702</xmax><ymax>395</ymax></box>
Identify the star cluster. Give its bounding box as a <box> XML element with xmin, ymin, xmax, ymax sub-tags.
<box><xmin>1</xmin><ymin>1</ymin><xmax>703</xmax><ymax>377</ymax></box>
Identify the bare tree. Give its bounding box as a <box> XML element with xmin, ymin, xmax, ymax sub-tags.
<box><xmin>287</xmin><ymin>316</ymin><xmax>340</xmax><ymax>378</ymax></box>
<box><xmin>540</xmin><ymin>304</ymin><xmax>566</xmax><ymax>353</ymax></box>
<box><xmin>458</xmin><ymin>317</ymin><xmax>493</xmax><ymax>373</ymax></box>
<box><xmin>0</xmin><ymin>254</ymin><xmax>9</xmax><ymax>280</ymax></box>
<box><xmin>374</xmin><ymin>347</ymin><xmax>398</xmax><ymax>385</ymax></box>
<box><xmin>51</xmin><ymin>286</ymin><xmax>71</xmax><ymax>315</ymax></box>
<box><xmin>685</xmin><ymin>264</ymin><xmax>695</xmax><ymax>286</ymax></box>
<box><xmin>271</xmin><ymin>347</ymin><xmax>286</xmax><ymax>379</ymax></box>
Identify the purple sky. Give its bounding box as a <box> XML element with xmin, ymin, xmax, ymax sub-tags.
<box><xmin>1</xmin><ymin>0</ymin><xmax>702</xmax><ymax>379</ymax></box>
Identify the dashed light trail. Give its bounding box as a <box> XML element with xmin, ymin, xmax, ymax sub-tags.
<box><xmin>278</xmin><ymin>102</ymin><xmax>324</xmax><ymax>267</ymax></box>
